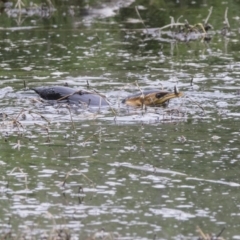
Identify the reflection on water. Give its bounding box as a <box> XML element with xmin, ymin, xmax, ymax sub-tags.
<box><xmin>0</xmin><ymin>0</ymin><xmax>240</xmax><ymax>239</ymax></box>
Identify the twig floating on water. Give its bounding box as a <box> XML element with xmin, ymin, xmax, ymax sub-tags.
<box><xmin>224</xmin><ymin>7</ymin><xmax>230</xmax><ymax>28</ymax></box>
<box><xmin>190</xmin><ymin>78</ymin><xmax>193</xmax><ymax>86</ymax></box>
<box><xmin>204</xmin><ymin>6</ymin><xmax>213</xmax><ymax>24</ymax></box>
<box><xmin>135</xmin><ymin>6</ymin><xmax>147</xmax><ymax>32</ymax></box>
<box><xmin>187</xmin><ymin>96</ymin><xmax>205</xmax><ymax>115</ymax></box>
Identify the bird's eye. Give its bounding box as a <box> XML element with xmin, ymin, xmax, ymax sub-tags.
<box><xmin>156</xmin><ymin>92</ymin><xmax>166</xmax><ymax>98</ymax></box>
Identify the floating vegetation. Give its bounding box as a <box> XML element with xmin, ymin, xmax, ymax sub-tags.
<box><xmin>135</xmin><ymin>6</ymin><xmax>230</xmax><ymax>43</ymax></box>
<box><xmin>0</xmin><ymin>221</ymin><xmax>226</xmax><ymax>239</ymax></box>
<box><xmin>197</xmin><ymin>226</ymin><xmax>225</xmax><ymax>240</ymax></box>
<box><xmin>1</xmin><ymin>0</ymin><xmax>55</xmax><ymax>23</ymax></box>
<box><xmin>0</xmin><ymin>222</ymin><xmax>71</xmax><ymax>240</ymax></box>
<box><xmin>84</xmin><ymin>229</ymin><xmax>120</xmax><ymax>240</ymax></box>
<box><xmin>0</xmin><ymin>167</ymin><xmax>97</xmax><ymax>239</ymax></box>
<box><xmin>60</xmin><ymin>168</ymin><xmax>95</xmax><ymax>188</ymax></box>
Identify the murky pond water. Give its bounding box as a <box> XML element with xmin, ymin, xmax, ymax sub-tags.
<box><xmin>0</xmin><ymin>0</ymin><xmax>240</xmax><ymax>239</ymax></box>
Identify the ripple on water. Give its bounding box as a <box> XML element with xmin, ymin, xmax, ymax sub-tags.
<box><xmin>149</xmin><ymin>207</ymin><xmax>195</xmax><ymax>220</ymax></box>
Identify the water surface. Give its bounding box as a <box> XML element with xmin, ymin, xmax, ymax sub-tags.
<box><xmin>0</xmin><ymin>0</ymin><xmax>240</xmax><ymax>239</ymax></box>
